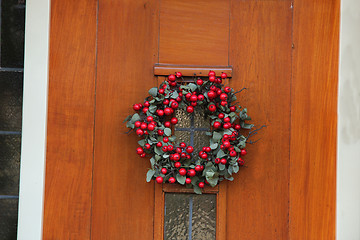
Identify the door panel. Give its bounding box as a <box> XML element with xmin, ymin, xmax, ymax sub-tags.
<box><xmin>43</xmin><ymin>0</ymin><xmax>338</xmax><ymax>239</ymax></box>
<box><xmin>227</xmin><ymin>1</ymin><xmax>292</xmax><ymax>239</ymax></box>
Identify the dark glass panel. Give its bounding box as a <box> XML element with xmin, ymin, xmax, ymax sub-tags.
<box><xmin>0</xmin><ymin>198</ymin><xmax>18</xmax><ymax>240</ymax></box>
<box><xmin>175</xmin><ymin>109</ymin><xmax>191</xmax><ymax>128</ymax></box>
<box><xmin>164</xmin><ymin>194</ymin><xmax>190</xmax><ymax>240</ymax></box>
<box><xmin>0</xmin><ymin>135</ymin><xmax>21</xmax><ymax>195</ymax></box>
<box><xmin>194</xmin><ymin>109</ymin><xmax>210</xmax><ymax>128</ymax></box>
<box><xmin>194</xmin><ymin>131</ymin><xmax>210</xmax><ymax>157</ymax></box>
<box><xmin>174</xmin><ymin>131</ymin><xmax>191</xmax><ymax>147</ymax></box>
<box><xmin>1</xmin><ymin>0</ymin><xmax>26</xmax><ymax>67</ymax></box>
<box><xmin>192</xmin><ymin>194</ymin><xmax>216</xmax><ymax>239</ymax></box>
<box><xmin>0</xmin><ymin>71</ymin><xmax>23</xmax><ymax>131</ymax></box>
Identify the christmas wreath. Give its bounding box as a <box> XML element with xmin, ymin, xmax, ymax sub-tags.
<box><xmin>124</xmin><ymin>71</ymin><xmax>261</xmax><ymax>194</ymax></box>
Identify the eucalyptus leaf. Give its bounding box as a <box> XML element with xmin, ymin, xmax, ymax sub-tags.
<box><xmin>138</xmin><ymin>139</ymin><xmax>145</xmax><ymax>147</ymax></box>
<box><xmin>150</xmin><ymin>157</ymin><xmax>155</xmax><ymax>167</ymax></box>
<box><xmin>176</xmin><ymin>174</ymin><xmax>186</xmax><ymax>185</ymax></box>
<box><xmin>146</xmin><ymin>169</ymin><xmax>155</xmax><ymax>182</ymax></box>
<box><xmin>233</xmin><ymin>165</ymin><xmax>239</xmax><ymax>173</ymax></box>
<box><xmin>126</xmin><ymin>121</ymin><xmax>135</xmax><ymax>129</ymax></box>
<box><xmin>188</xmin><ymin>83</ymin><xmax>197</xmax><ymax>92</ymax></box>
<box><xmin>130</xmin><ymin>113</ymin><xmax>141</xmax><ymax>123</ymax></box>
<box><xmin>213</xmin><ymin>132</ymin><xmax>222</xmax><ymax>142</ymax></box>
<box><xmin>169</xmin><ymin>136</ymin><xmax>177</xmax><ymax>142</ymax></box>
<box><xmin>123</xmin><ymin>115</ymin><xmax>132</xmax><ymax>123</ymax></box>
<box><xmin>216</xmin><ymin>149</ymin><xmax>226</xmax><ymax>158</ymax></box>
<box><xmin>193</xmin><ymin>185</ymin><xmax>202</xmax><ymax>195</ymax></box>
<box><xmin>148</xmin><ymin>87</ymin><xmax>158</xmax><ymax>97</ymax></box>
<box><xmin>171</xmin><ymin>91</ymin><xmax>179</xmax><ymax>99</ymax></box>
<box><xmin>219</xmin><ymin>164</ymin><xmax>225</xmax><ymax>171</ymax></box>
<box><xmin>164</xmin><ymin>128</ymin><xmax>172</xmax><ymax>136</ymax></box>
<box><xmin>149</xmin><ymin>105</ymin><xmax>157</xmax><ymax>113</ymax></box>
<box><xmin>210</xmin><ymin>143</ymin><xmax>218</xmax><ymax>150</ymax></box>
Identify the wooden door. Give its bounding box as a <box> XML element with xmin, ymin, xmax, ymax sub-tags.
<box><xmin>43</xmin><ymin>0</ymin><xmax>339</xmax><ymax>239</ymax></box>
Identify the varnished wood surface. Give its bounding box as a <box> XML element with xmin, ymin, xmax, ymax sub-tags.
<box><xmin>162</xmin><ymin>183</ymin><xmax>219</xmax><ymax>194</ymax></box>
<box><xmin>227</xmin><ymin>1</ymin><xmax>292</xmax><ymax>239</ymax></box>
<box><xmin>159</xmin><ymin>0</ymin><xmax>230</xmax><ymax>66</ymax></box>
<box><xmin>90</xmin><ymin>0</ymin><xmax>159</xmax><ymax>239</ymax></box>
<box><xmin>43</xmin><ymin>0</ymin><xmax>97</xmax><ymax>239</ymax></box>
<box><xmin>290</xmin><ymin>1</ymin><xmax>339</xmax><ymax>239</ymax></box>
<box><xmin>154</xmin><ymin>64</ymin><xmax>232</xmax><ymax>77</ymax></box>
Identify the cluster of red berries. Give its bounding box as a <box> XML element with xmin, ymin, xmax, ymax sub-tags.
<box><xmin>126</xmin><ymin>70</ymin><xmax>252</xmax><ymax>193</ymax></box>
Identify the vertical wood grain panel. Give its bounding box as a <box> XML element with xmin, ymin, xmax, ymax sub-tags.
<box><xmin>290</xmin><ymin>1</ymin><xmax>339</xmax><ymax>239</ymax></box>
<box><xmin>159</xmin><ymin>0</ymin><xmax>230</xmax><ymax>66</ymax></box>
<box><xmin>91</xmin><ymin>0</ymin><xmax>159</xmax><ymax>239</ymax></box>
<box><xmin>228</xmin><ymin>1</ymin><xmax>292</xmax><ymax>239</ymax></box>
<box><xmin>43</xmin><ymin>0</ymin><xmax>97</xmax><ymax>239</ymax></box>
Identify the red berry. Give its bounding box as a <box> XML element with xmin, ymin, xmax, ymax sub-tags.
<box><xmin>168</xmin><ymin>145</ymin><xmax>174</xmax><ymax>151</ymax></box>
<box><xmin>220</xmin><ymin>93</ymin><xmax>228</xmax><ymax>101</ymax></box>
<box><xmin>156</xmin><ymin>176</ymin><xmax>163</xmax><ymax>184</ymax></box>
<box><xmin>240</xmin><ymin>149</ymin><xmax>247</xmax><ymax>156</ymax></box>
<box><xmin>223</xmin><ymin>123</ymin><xmax>231</xmax><ymax>129</ymax></box>
<box><xmin>216</xmin><ymin>78</ymin><xmax>222</xmax><ymax>84</ymax></box>
<box><xmin>171</xmin><ymin>117</ymin><xmax>178</xmax><ymax>125</ymax></box>
<box><xmin>186</xmin><ymin>93</ymin><xmax>192</xmax><ymax>99</ymax></box>
<box><xmin>171</xmin><ymin>101</ymin><xmax>179</xmax><ymax>109</ymax></box>
<box><xmin>136</xmin><ymin>147</ymin><xmax>144</xmax><ymax>155</ymax></box>
<box><xmin>174</xmin><ymin>162</ymin><xmax>181</xmax><ymax>168</ymax></box>
<box><xmin>133</xmin><ymin>104</ymin><xmax>141</xmax><ymax>111</ymax></box>
<box><xmin>224</xmin><ymin>117</ymin><xmax>230</xmax><ymax>122</ymax></box>
<box><xmin>186</xmin><ymin>146</ymin><xmax>194</xmax><ymax>153</ymax></box>
<box><xmin>197</xmin><ymin>94</ymin><xmax>204</xmax><ymax>101</ymax></box>
<box><xmin>173</xmin><ymin>153</ymin><xmax>180</xmax><ymax>161</ymax></box>
<box><xmin>169</xmin><ymin>81</ymin><xmax>177</xmax><ymax>87</ymax></box>
<box><xmin>221</xmin><ymin>72</ymin><xmax>227</xmax><ymax>79</ymax></box>
<box><xmin>208</xmin><ymin>71</ymin><xmax>216</xmax><ymax>77</ymax></box>
<box><xmin>209</xmin><ymin>75</ymin><xmax>216</xmax><ymax>82</ymax></box>
<box><xmin>140</xmin><ymin>122</ymin><xmax>147</xmax><ymax>129</ymax></box>
<box><xmin>205</xmin><ymin>147</ymin><xmax>211</xmax><ymax>152</ymax></box>
<box><xmin>221</xmin><ymin>101</ymin><xmax>227</xmax><ymax>106</ymax></box>
<box><xmin>191</xmin><ymin>102</ymin><xmax>197</xmax><ymax>107</ymax></box>
<box><xmin>156</xmin><ymin>142</ymin><xmax>162</xmax><ymax>147</ymax></box>
<box><xmin>200</xmin><ymin>153</ymin><xmax>208</xmax><ymax>159</ymax></box>
<box><xmin>179</xmin><ymin>168</ymin><xmax>187</xmax><ymax>176</ymax></box>
<box><xmin>163</xmin><ymin>137</ymin><xmax>169</xmax><ymax>143</ymax></box>
<box><xmin>161</xmin><ymin>168</ymin><xmax>167</xmax><ymax>174</ymax></box>
<box><xmin>157</xmin><ymin>109</ymin><xmax>164</xmax><ymax>116</ymax></box>
<box><xmin>162</xmin><ymin>146</ymin><xmax>168</xmax><ymax>152</ymax></box>
<box><xmin>224</xmin><ymin>87</ymin><xmax>231</xmax><ymax>93</ymax></box>
<box><xmin>140</xmin><ymin>153</ymin><xmax>146</xmax><ymax>158</ymax></box>
<box><xmin>159</xmin><ymin>89</ymin><xmax>165</xmax><ymax>94</ymax></box>
<box><xmin>164</xmin><ymin>121</ymin><xmax>171</xmax><ymax>128</ymax></box>
<box><xmin>164</xmin><ymin>108</ymin><xmax>172</xmax><ymax>115</ymax></box>
<box><xmin>208</xmin><ymin>104</ymin><xmax>216</xmax><ymax>112</ymax></box>
<box><xmin>217</xmin><ymin>89</ymin><xmax>222</xmax><ymax>95</ymax></box>
<box><xmin>223</xmin><ymin>134</ymin><xmax>229</xmax><ymax>139</ymax></box>
<box><xmin>215</xmin><ymin>158</ymin><xmax>221</xmax><ymax>164</ymax></box>
<box><xmin>158</xmin><ymin>129</ymin><xmax>164</xmax><ymax>135</ymax></box>
<box><xmin>135</xmin><ymin>121</ymin><xmax>141</xmax><ymax>128</ymax></box>
<box><xmin>188</xmin><ymin>169</ymin><xmax>196</xmax><ymax>177</ymax></box>
<box><xmin>147</xmin><ymin>124</ymin><xmax>155</xmax><ymax>131</ymax></box>
<box><xmin>235</xmin><ymin>124</ymin><xmax>241</xmax><ymax>130</ymax></box>
<box><xmin>169</xmin><ymin>177</ymin><xmax>176</xmax><ymax>183</ymax></box>
<box><xmin>220</xmin><ymin>158</ymin><xmax>227</xmax><ymax>165</ymax></box>
<box><xmin>163</xmin><ymin>99</ymin><xmax>169</xmax><ymax>105</ymax></box>
<box><xmin>176</xmin><ymin>72</ymin><xmax>182</xmax><ymax>78</ymax></box>
<box><xmin>223</xmin><ymin>141</ymin><xmax>231</xmax><ymax>148</ymax></box>
<box><xmin>230</xmin><ymin>106</ymin><xmax>236</xmax><ymax>112</ymax></box>
<box><xmin>146</xmin><ymin>116</ymin><xmax>153</xmax><ymax>122</ymax></box>
<box><xmin>237</xmin><ymin>157</ymin><xmax>245</xmax><ymax>166</ymax></box>
<box><xmin>185</xmin><ymin>178</ymin><xmax>192</xmax><ymax>184</ymax></box>
<box><xmin>230</xmin><ymin>150</ymin><xmax>237</xmax><ymax>157</ymax></box>
<box><xmin>176</xmin><ymin>147</ymin><xmax>182</xmax><ymax>153</ymax></box>
<box><xmin>213</xmin><ymin>121</ymin><xmax>221</xmax><ymax>129</ymax></box>
<box><xmin>181</xmin><ymin>152</ymin><xmax>186</xmax><ymax>158</ymax></box>
<box><xmin>218</xmin><ymin>113</ymin><xmax>224</xmax><ymax>119</ymax></box>
<box><xmin>199</xmin><ymin>182</ymin><xmax>205</xmax><ymax>188</ymax></box>
<box><xmin>207</xmin><ymin>91</ymin><xmax>216</xmax><ymax>99</ymax></box>
<box><xmin>168</xmin><ymin>74</ymin><xmax>176</xmax><ymax>81</ymax></box>
<box><xmin>190</xmin><ymin>95</ymin><xmax>198</xmax><ymax>102</ymax></box>
<box><xmin>195</xmin><ymin>165</ymin><xmax>202</xmax><ymax>172</ymax></box>
<box><xmin>180</xmin><ymin>142</ymin><xmax>186</xmax><ymax>148</ymax></box>
<box><xmin>136</xmin><ymin>129</ymin><xmax>144</xmax><ymax>136</ymax></box>
<box><xmin>176</xmin><ymin>96</ymin><xmax>182</xmax><ymax>102</ymax></box>
<box><xmin>196</xmin><ymin>79</ymin><xmax>203</xmax><ymax>85</ymax></box>
<box><xmin>145</xmin><ymin>143</ymin><xmax>151</xmax><ymax>149</ymax></box>
<box><xmin>185</xmin><ymin>106</ymin><xmax>194</xmax><ymax>113</ymax></box>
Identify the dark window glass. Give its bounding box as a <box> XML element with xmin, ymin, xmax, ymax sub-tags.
<box><xmin>1</xmin><ymin>0</ymin><xmax>26</xmax><ymax>68</ymax></box>
<box><xmin>0</xmin><ymin>0</ymin><xmax>26</xmax><ymax>238</ymax></box>
<box><xmin>164</xmin><ymin>193</ymin><xmax>216</xmax><ymax>240</ymax></box>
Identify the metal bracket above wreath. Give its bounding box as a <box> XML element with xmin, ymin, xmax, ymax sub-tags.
<box><xmin>154</xmin><ymin>64</ymin><xmax>232</xmax><ymax>78</ymax></box>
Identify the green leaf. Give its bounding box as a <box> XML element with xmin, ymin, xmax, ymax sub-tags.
<box><xmin>205</xmin><ymin>131</ymin><xmax>212</xmax><ymax>136</ymax></box>
<box><xmin>213</xmin><ymin>132</ymin><xmax>222</xmax><ymax>142</ymax></box>
<box><xmin>169</xmin><ymin>136</ymin><xmax>177</xmax><ymax>142</ymax></box>
<box><xmin>149</xmin><ymin>87</ymin><xmax>158</xmax><ymax>97</ymax></box>
<box><xmin>123</xmin><ymin>115</ymin><xmax>132</xmax><ymax>123</ymax></box>
<box><xmin>150</xmin><ymin>157</ymin><xmax>155</xmax><ymax>167</ymax></box>
<box><xmin>240</xmin><ymin>122</ymin><xmax>254</xmax><ymax>130</ymax></box>
<box><xmin>233</xmin><ymin>165</ymin><xmax>239</xmax><ymax>173</ymax></box>
<box><xmin>210</xmin><ymin>143</ymin><xmax>218</xmax><ymax>150</ymax></box>
<box><xmin>171</xmin><ymin>91</ymin><xmax>179</xmax><ymax>99</ymax></box>
<box><xmin>154</xmin><ymin>147</ymin><xmax>163</xmax><ymax>155</ymax></box>
<box><xmin>164</xmin><ymin>128</ymin><xmax>172</xmax><ymax>136</ymax></box>
<box><xmin>188</xmin><ymin>83</ymin><xmax>197</xmax><ymax>92</ymax></box>
<box><xmin>193</xmin><ymin>185</ymin><xmax>202</xmax><ymax>194</ymax></box>
<box><xmin>206</xmin><ymin>171</ymin><xmax>215</xmax><ymax>178</ymax></box>
<box><xmin>216</xmin><ymin>149</ymin><xmax>226</xmax><ymax>158</ymax></box>
<box><xmin>138</xmin><ymin>139</ymin><xmax>145</xmax><ymax>146</ymax></box>
<box><xmin>206</xmin><ymin>177</ymin><xmax>219</xmax><ymax>187</ymax></box>
<box><xmin>146</xmin><ymin>169</ymin><xmax>155</xmax><ymax>182</ymax></box>
<box><xmin>126</xmin><ymin>121</ymin><xmax>135</xmax><ymax>128</ymax></box>
<box><xmin>225</xmin><ymin>176</ymin><xmax>234</xmax><ymax>181</ymax></box>
<box><xmin>176</xmin><ymin>174</ymin><xmax>186</xmax><ymax>185</ymax></box>
<box><xmin>219</xmin><ymin>164</ymin><xmax>225</xmax><ymax>171</ymax></box>
<box><xmin>149</xmin><ymin>105</ymin><xmax>157</xmax><ymax>113</ymax></box>
<box><xmin>130</xmin><ymin>113</ymin><xmax>141</xmax><ymax>123</ymax></box>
